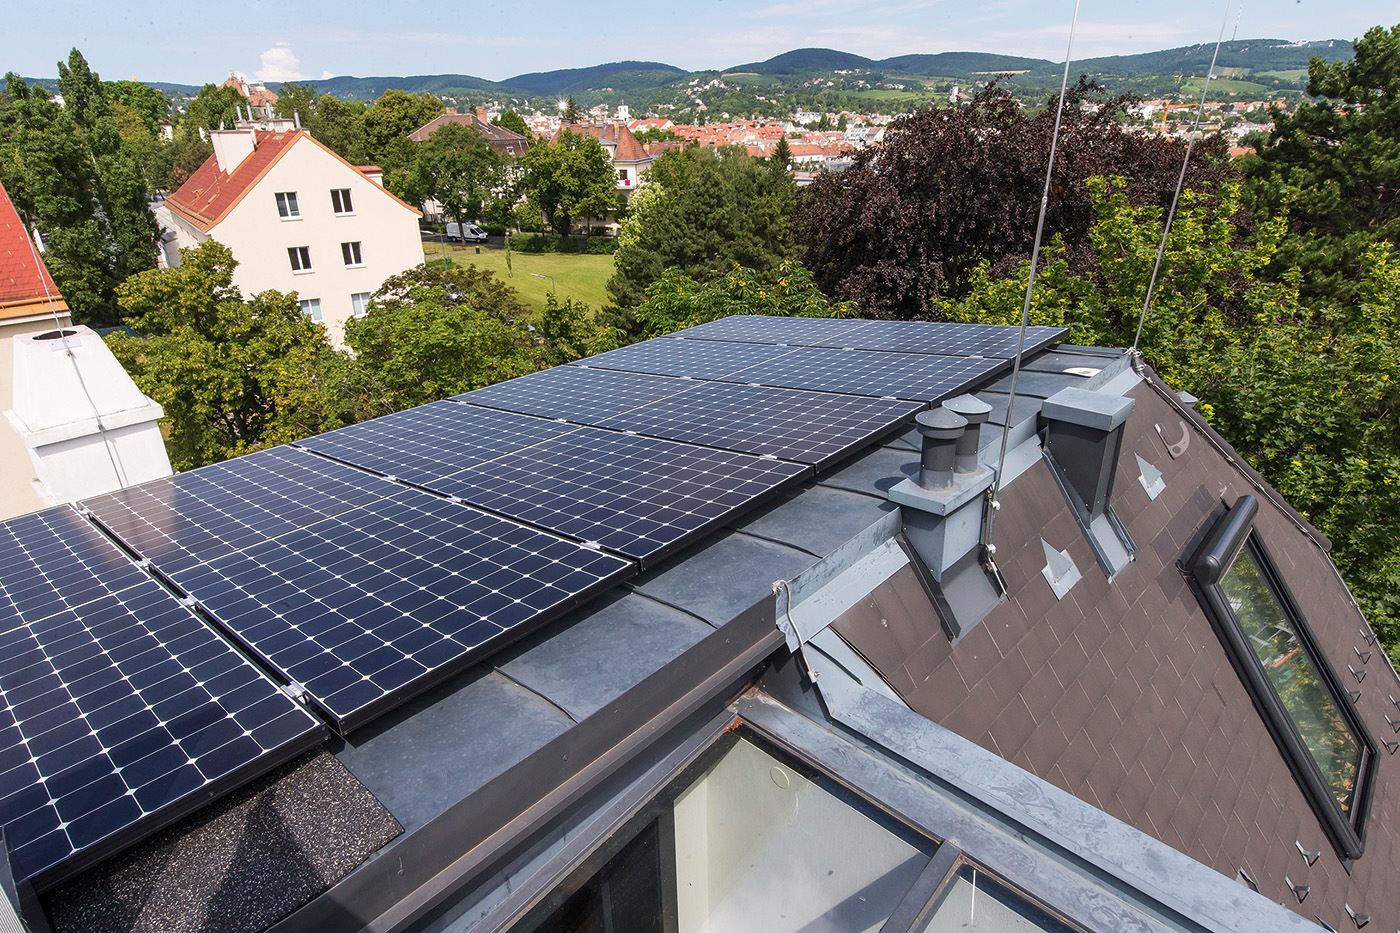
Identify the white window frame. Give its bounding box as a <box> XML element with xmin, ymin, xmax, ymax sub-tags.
<box><xmin>350</xmin><ymin>292</ymin><xmax>372</xmax><ymax>318</ymax></box>
<box><xmin>341</xmin><ymin>241</ymin><xmax>364</xmax><ymax>268</ymax></box>
<box><xmin>288</xmin><ymin>246</ymin><xmax>312</xmax><ymax>273</ymax></box>
<box><xmin>331</xmin><ymin>188</ymin><xmax>354</xmax><ymax>215</ymax></box>
<box><xmin>298</xmin><ymin>298</ymin><xmax>322</xmax><ymax>322</ymax></box>
<box><xmin>275</xmin><ymin>191</ymin><xmax>301</xmax><ymax>219</ymax></box>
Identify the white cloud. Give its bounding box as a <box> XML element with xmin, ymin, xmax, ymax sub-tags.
<box><xmin>254</xmin><ymin>43</ymin><xmax>305</xmax><ymax>82</ymax></box>
<box><xmin>320</xmin><ymin>70</ymin><xmax>336</xmax><ymax>80</ymax></box>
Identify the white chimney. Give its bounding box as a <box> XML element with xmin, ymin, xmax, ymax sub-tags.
<box><xmin>210</xmin><ymin>126</ymin><xmax>257</xmax><ymax>173</ymax></box>
<box><xmin>4</xmin><ymin>325</ymin><xmax>172</xmax><ymax>507</ymax></box>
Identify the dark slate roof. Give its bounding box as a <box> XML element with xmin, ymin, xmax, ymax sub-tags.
<box><xmin>835</xmin><ymin>368</ymin><xmax>1400</xmax><ymax>931</ymax></box>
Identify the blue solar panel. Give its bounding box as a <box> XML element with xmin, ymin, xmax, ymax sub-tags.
<box><xmin>423</xmin><ymin>427</ymin><xmax>808</xmax><ymax>564</ymax></box>
<box><xmin>0</xmin><ymin>507</ymin><xmax>321</xmax><ymax>886</ymax></box>
<box><xmin>86</xmin><ymin>457</ymin><xmax>632</xmax><ymax>731</ymax></box>
<box><xmin>810</xmin><ymin>320</ymin><xmax>1068</xmax><ymax>358</ymax></box>
<box><xmin>672</xmin><ymin>315</ymin><xmax>876</xmax><ymax>346</ymax></box>
<box><xmin>595</xmin><ymin>381</ymin><xmax>924</xmax><ymax>468</ymax></box>
<box><xmin>456</xmin><ymin>367</ymin><xmax>695</xmax><ymax>423</ymax></box>
<box><xmin>297</xmin><ymin>402</ymin><xmax>576</xmax><ymax>484</ymax></box>
<box><xmin>572</xmin><ymin>337</ymin><xmax>794</xmax><ymax>379</ymax></box>
<box><xmin>717</xmin><ymin>346</ymin><xmax>1003</xmax><ymax>402</ymax></box>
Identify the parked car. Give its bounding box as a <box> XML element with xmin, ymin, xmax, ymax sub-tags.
<box><xmin>446</xmin><ymin>222</ymin><xmax>489</xmax><ymax>243</ymax></box>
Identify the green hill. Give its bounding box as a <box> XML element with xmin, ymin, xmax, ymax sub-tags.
<box><xmin>506</xmin><ymin>61</ymin><xmax>687</xmax><ymax>96</ymax></box>
<box><xmin>729</xmin><ymin>48</ymin><xmax>875</xmax><ymax>74</ymax></box>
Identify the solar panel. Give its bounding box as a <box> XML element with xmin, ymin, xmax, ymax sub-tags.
<box><xmin>716</xmin><ymin>345</ymin><xmax>1004</xmax><ymax>402</ymax></box>
<box><xmin>595</xmin><ymin>381</ymin><xmax>924</xmax><ymax>468</ymax></box>
<box><xmin>456</xmin><ymin>367</ymin><xmax>695</xmax><ymax>423</ymax></box>
<box><xmin>672</xmin><ymin>315</ymin><xmax>876</xmax><ymax>346</ymax></box>
<box><xmin>812</xmin><ymin>320</ymin><xmax>1068</xmax><ymax>358</ymax></box>
<box><xmin>424</xmin><ymin>427</ymin><xmax>808</xmax><ymax>564</ymax></box>
<box><xmin>88</xmin><ymin>457</ymin><xmax>632</xmax><ymax>732</ymax></box>
<box><xmin>573</xmin><ymin>337</ymin><xmax>794</xmax><ymax>379</ymax></box>
<box><xmin>297</xmin><ymin>401</ymin><xmax>576</xmax><ymax>484</ymax></box>
<box><xmin>0</xmin><ymin>507</ymin><xmax>321</xmax><ymax>886</ymax></box>
<box><xmin>83</xmin><ymin>447</ymin><xmax>390</xmax><ymax>577</ymax></box>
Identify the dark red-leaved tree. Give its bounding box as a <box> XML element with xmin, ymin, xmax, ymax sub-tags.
<box><xmin>795</xmin><ymin>79</ymin><xmax>1233</xmax><ymax>319</ymax></box>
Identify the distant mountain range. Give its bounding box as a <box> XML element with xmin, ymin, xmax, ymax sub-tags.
<box><xmin>24</xmin><ymin>38</ymin><xmax>1354</xmax><ymax>104</ymax></box>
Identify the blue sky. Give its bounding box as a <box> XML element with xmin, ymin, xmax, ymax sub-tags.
<box><xmin>9</xmin><ymin>0</ymin><xmax>1395</xmax><ymax>85</ymax></box>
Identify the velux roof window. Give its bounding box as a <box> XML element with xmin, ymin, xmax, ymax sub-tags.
<box><xmin>1190</xmin><ymin>495</ymin><xmax>1376</xmax><ymax>860</ymax></box>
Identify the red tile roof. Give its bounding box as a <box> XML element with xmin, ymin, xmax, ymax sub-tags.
<box><xmin>407</xmin><ymin>113</ymin><xmax>531</xmax><ymax>155</ymax></box>
<box><xmin>165</xmin><ymin>129</ymin><xmax>302</xmax><ymax>232</ymax></box>
<box><xmin>554</xmin><ymin>123</ymin><xmax>651</xmax><ymax>163</ymax></box>
<box><xmin>0</xmin><ymin>181</ymin><xmax>68</xmax><ymax>320</ymax></box>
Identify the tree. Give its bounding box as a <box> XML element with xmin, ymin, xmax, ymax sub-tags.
<box><xmin>183</xmin><ymin>83</ymin><xmax>245</xmax><ymax>132</ymax></box>
<box><xmin>106</xmin><ymin>242</ymin><xmax>355</xmax><ymax>469</ymax></box>
<box><xmin>630</xmin><ymin>259</ymin><xmax>849</xmax><ymax>338</ymax></box>
<box><xmin>104</xmin><ymin>80</ymin><xmax>169</xmax><ymax>132</ymax></box>
<box><xmin>633</xmin><ymin>127</ymin><xmax>680</xmax><ymax>144</ymax></box>
<box><xmin>795</xmin><ymin>79</ymin><xmax>1231</xmax><ymax>319</ymax></box>
<box><xmin>562</xmin><ymin>97</ymin><xmax>581</xmax><ymax>124</ymax></box>
<box><xmin>0</xmin><ymin>65</ymin><xmax>157</xmax><ymax>325</ymax></box>
<box><xmin>275</xmin><ymin>83</ymin><xmax>368</xmax><ymax>162</ymax></box>
<box><xmin>56</xmin><ymin>48</ymin><xmax>108</xmax><ymax>131</ymax></box>
<box><xmin>363</xmin><ymin>89</ymin><xmax>444</xmax><ymax>188</ymax></box>
<box><xmin>492</xmin><ymin>110</ymin><xmax>530</xmax><ymax>138</ymax></box>
<box><xmin>519</xmin><ymin>131</ymin><xmax>617</xmax><ymax>237</ymax></box>
<box><xmin>606</xmin><ymin>145</ymin><xmax>797</xmax><ymax>323</ymax></box>
<box><xmin>346</xmin><ymin>263</ymin><xmax>536</xmax><ymax>410</ymax></box>
<box><xmin>936</xmin><ymin>176</ymin><xmax>1400</xmax><ymax>652</ymax></box>
<box><xmin>771</xmin><ymin>136</ymin><xmax>792</xmax><ymax>172</ymax></box>
<box><xmin>404</xmin><ymin>123</ymin><xmax>506</xmax><ymax>233</ymax></box>
<box><xmin>1244</xmin><ymin>24</ymin><xmax>1400</xmax><ymax>304</ymax></box>
<box><xmin>533</xmin><ymin>292</ymin><xmax>621</xmax><ymax>366</ymax></box>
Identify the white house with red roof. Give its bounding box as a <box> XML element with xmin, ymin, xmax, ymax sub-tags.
<box><xmin>0</xmin><ymin>182</ymin><xmax>171</xmax><ymax>520</ymax></box>
<box><xmin>157</xmin><ymin>115</ymin><xmax>424</xmax><ymax>343</ymax></box>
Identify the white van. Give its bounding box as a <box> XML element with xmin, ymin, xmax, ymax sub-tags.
<box><xmin>445</xmin><ymin>222</ymin><xmax>489</xmax><ymax>243</ymax></box>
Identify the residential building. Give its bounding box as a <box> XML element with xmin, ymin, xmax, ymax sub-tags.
<box><xmin>3</xmin><ymin>318</ymin><xmax>1398</xmax><ymax>932</ymax></box>
<box><xmin>222</xmin><ymin>69</ymin><xmax>279</xmax><ymax>108</ymax></box>
<box><xmin>408</xmin><ymin>108</ymin><xmax>531</xmax><ymax>158</ymax></box>
<box><xmin>553</xmin><ymin>121</ymin><xmax>656</xmax><ymax>233</ymax></box>
<box><xmin>0</xmin><ymin>181</ymin><xmax>170</xmax><ymax>521</ymax></box>
<box><xmin>156</xmin><ymin>115</ymin><xmax>424</xmax><ymax>344</ymax></box>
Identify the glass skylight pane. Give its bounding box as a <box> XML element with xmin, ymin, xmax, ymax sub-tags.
<box><xmin>1221</xmin><ymin>548</ymin><xmax>1363</xmax><ymax>813</ymax></box>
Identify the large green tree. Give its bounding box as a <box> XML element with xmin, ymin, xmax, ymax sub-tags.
<box><xmin>363</xmin><ymin>89</ymin><xmax>444</xmax><ymax>188</ymax></box>
<box><xmin>107</xmin><ymin>242</ymin><xmax>357</xmax><ymax>469</ymax></box>
<box><xmin>0</xmin><ymin>55</ymin><xmax>157</xmax><ymax>325</ymax></box>
<box><xmin>1244</xmin><ymin>24</ymin><xmax>1400</xmax><ymax>303</ymax></box>
<box><xmin>519</xmin><ymin>131</ymin><xmax>617</xmax><ymax>237</ymax></box>
<box><xmin>275</xmin><ymin>83</ymin><xmax>369</xmax><ymax>162</ymax></box>
<box><xmin>346</xmin><ymin>263</ymin><xmax>535</xmax><ymax>410</ymax></box>
<box><xmin>403</xmin><ymin>123</ymin><xmax>506</xmax><ymax>232</ymax></box>
<box><xmin>104</xmin><ymin>80</ymin><xmax>169</xmax><ymax>132</ymax></box>
<box><xmin>606</xmin><ymin>145</ymin><xmax>797</xmax><ymax>324</ymax></box>
<box><xmin>491</xmin><ymin>110</ymin><xmax>530</xmax><ymax>138</ymax></box>
<box><xmin>938</xmin><ymin>176</ymin><xmax>1400</xmax><ymax>651</ymax></box>
<box><xmin>629</xmin><ymin>259</ymin><xmax>848</xmax><ymax>338</ymax></box>
<box><xmin>183</xmin><ymin>83</ymin><xmax>245</xmax><ymax>132</ymax></box>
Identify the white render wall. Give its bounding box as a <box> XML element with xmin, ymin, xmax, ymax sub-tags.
<box><xmin>211</xmin><ymin>136</ymin><xmax>424</xmax><ymax>344</ymax></box>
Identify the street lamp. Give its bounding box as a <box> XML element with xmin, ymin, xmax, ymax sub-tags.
<box><xmin>531</xmin><ymin>272</ymin><xmax>557</xmax><ymax>299</ymax></box>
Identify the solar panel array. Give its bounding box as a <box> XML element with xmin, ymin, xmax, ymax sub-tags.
<box><xmin>0</xmin><ymin>314</ymin><xmax>1064</xmax><ymax>883</ymax></box>
<box><xmin>0</xmin><ymin>508</ymin><xmax>321</xmax><ymax>885</ymax></box>
<box><xmin>85</xmin><ymin>449</ymin><xmax>632</xmax><ymax>731</ymax></box>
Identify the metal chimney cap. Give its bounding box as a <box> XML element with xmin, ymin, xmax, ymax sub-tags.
<box><xmin>1041</xmin><ymin>387</ymin><xmax>1134</xmax><ymax>433</ymax></box>
<box><xmin>942</xmin><ymin>394</ymin><xmax>992</xmax><ymax>424</ymax></box>
<box><xmin>915</xmin><ymin>408</ymin><xmax>967</xmax><ymax>440</ymax></box>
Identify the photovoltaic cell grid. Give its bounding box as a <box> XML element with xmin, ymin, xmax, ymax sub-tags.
<box><xmin>423</xmin><ymin>427</ymin><xmax>809</xmax><ymax>564</ymax></box>
<box><xmin>83</xmin><ymin>447</ymin><xmax>388</xmax><ymax>578</ymax></box>
<box><xmin>456</xmin><ymin>366</ymin><xmax>697</xmax><ymax>423</ymax></box>
<box><xmin>0</xmin><ymin>507</ymin><xmax>321</xmax><ymax>885</ymax></box>
<box><xmin>596</xmin><ymin>381</ymin><xmax>924</xmax><ymax>468</ymax></box>
<box><xmin>716</xmin><ymin>345</ymin><xmax>1004</xmax><ymax>402</ymax></box>
<box><xmin>297</xmin><ymin>401</ymin><xmax>576</xmax><ymax>485</ymax></box>
<box><xmin>672</xmin><ymin>315</ymin><xmax>1067</xmax><ymax>360</ymax></box>
<box><xmin>572</xmin><ymin>337</ymin><xmax>794</xmax><ymax>380</ymax></box>
<box><xmin>89</xmin><ymin>454</ymin><xmax>632</xmax><ymax>731</ymax></box>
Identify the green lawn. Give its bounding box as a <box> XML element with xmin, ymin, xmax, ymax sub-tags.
<box><xmin>431</xmin><ymin>243</ymin><xmax>616</xmax><ymax>315</ymax></box>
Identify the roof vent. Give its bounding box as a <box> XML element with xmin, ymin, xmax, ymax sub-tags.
<box><xmin>888</xmin><ymin>397</ymin><xmax>1000</xmax><ymax>640</ymax></box>
<box><xmin>1040</xmin><ymin>387</ymin><xmax>1136</xmax><ymax>578</ymax></box>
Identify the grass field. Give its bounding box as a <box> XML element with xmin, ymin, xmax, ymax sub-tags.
<box><xmin>430</xmin><ymin>243</ymin><xmax>616</xmax><ymax>315</ymax></box>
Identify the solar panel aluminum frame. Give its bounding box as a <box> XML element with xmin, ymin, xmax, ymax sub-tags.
<box><xmin>0</xmin><ymin>508</ymin><xmax>326</xmax><ymax>891</ymax></box>
<box><xmin>88</xmin><ymin>502</ymin><xmax>638</xmax><ymax>736</ymax></box>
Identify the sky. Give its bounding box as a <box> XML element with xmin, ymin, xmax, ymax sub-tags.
<box><xmin>7</xmin><ymin>0</ymin><xmax>1394</xmax><ymax>85</ymax></box>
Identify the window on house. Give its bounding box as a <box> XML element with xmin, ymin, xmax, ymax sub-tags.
<box><xmin>1190</xmin><ymin>495</ymin><xmax>1376</xmax><ymax>859</ymax></box>
<box><xmin>331</xmin><ymin>188</ymin><xmax>354</xmax><ymax>214</ymax></box>
<box><xmin>288</xmin><ymin>246</ymin><xmax>312</xmax><ymax>272</ymax></box>
<box><xmin>298</xmin><ymin>298</ymin><xmax>321</xmax><ymax>322</ymax></box>
<box><xmin>275</xmin><ymin>191</ymin><xmax>300</xmax><ymax>218</ymax></box>
<box><xmin>618</xmin><ymin>168</ymin><xmax>630</xmax><ymax>181</ymax></box>
<box><xmin>351</xmin><ymin>292</ymin><xmax>371</xmax><ymax>318</ymax></box>
<box><xmin>341</xmin><ymin>241</ymin><xmax>363</xmax><ymax>266</ymax></box>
